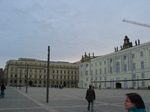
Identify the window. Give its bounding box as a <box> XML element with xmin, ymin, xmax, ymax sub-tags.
<box><xmin>85</xmin><ymin>83</ymin><xmax>87</xmax><ymax>87</ymax></box>
<box><xmin>132</xmin><ymin>53</ymin><xmax>135</xmax><ymax>58</ymax></box>
<box><xmin>110</xmin><ymin>59</ymin><xmax>112</xmax><ymax>63</ymax></box>
<box><xmin>124</xmin><ymin>55</ymin><xmax>126</xmax><ymax>60</ymax></box>
<box><xmin>86</xmin><ymin>70</ymin><xmax>88</xmax><ymax>75</ymax></box>
<box><xmin>104</xmin><ymin>68</ymin><xmax>106</xmax><ymax>74</ymax></box>
<box><xmin>116</xmin><ymin>62</ymin><xmax>120</xmax><ymax>73</ymax></box>
<box><xmin>142</xmin><ymin>81</ymin><xmax>145</xmax><ymax>87</ymax></box>
<box><xmin>86</xmin><ymin>78</ymin><xmax>88</xmax><ymax>81</ymax></box>
<box><xmin>140</xmin><ymin>51</ymin><xmax>144</xmax><ymax>57</ymax></box>
<box><xmin>75</xmin><ymin>71</ymin><xmax>76</xmax><ymax>74</ymax></box>
<box><xmin>91</xmin><ymin>70</ymin><xmax>93</xmax><ymax>75</ymax></box>
<box><xmin>141</xmin><ymin>73</ymin><xmax>145</xmax><ymax>78</ymax></box>
<box><xmin>132</xmin><ymin>63</ymin><xmax>136</xmax><ymax>70</ymax></box>
<box><xmin>95</xmin><ymin>77</ymin><xmax>97</xmax><ymax>81</ymax></box>
<box><xmin>110</xmin><ymin>67</ymin><xmax>112</xmax><ymax>74</ymax></box>
<box><xmin>132</xmin><ymin>81</ymin><xmax>136</xmax><ymax>87</ymax></box>
<box><xmin>99</xmin><ymin>62</ymin><xmax>101</xmax><ymax>66</ymax></box>
<box><xmin>141</xmin><ymin>61</ymin><xmax>144</xmax><ymax>69</ymax></box>
<box><xmin>100</xmin><ymin>77</ymin><xmax>101</xmax><ymax>80</ymax></box>
<box><xmin>86</xmin><ymin>64</ymin><xmax>88</xmax><ymax>67</ymax></box>
<box><xmin>11</xmin><ymin>67</ymin><xmax>13</xmax><ymax>71</ymax></box>
<box><xmin>132</xmin><ymin>74</ymin><xmax>136</xmax><ymax>79</ymax></box>
<box><xmin>104</xmin><ymin>61</ymin><xmax>106</xmax><ymax>65</ymax></box>
<box><xmin>95</xmin><ymin>69</ymin><xmax>97</xmax><ymax>75</ymax></box>
<box><xmin>100</xmin><ymin>69</ymin><xmax>102</xmax><ymax>75</ymax></box>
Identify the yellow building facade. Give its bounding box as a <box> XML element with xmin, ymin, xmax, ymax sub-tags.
<box><xmin>5</xmin><ymin>58</ymin><xmax>79</xmax><ymax>88</ymax></box>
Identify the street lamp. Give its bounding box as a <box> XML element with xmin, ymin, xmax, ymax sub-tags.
<box><xmin>46</xmin><ymin>46</ymin><xmax>50</xmax><ymax>103</ymax></box>
<box><xmin>19</xmin><ymin>69</ymin><xmax>22</xmax><ymax>90</ymax></box>
<box><xmin>15</xmin><ymin>74</ymin><xmax>17</xmax><ymax>89</ymax></box>
<box><xmin>26</xmin><ymin>65</ymin><xmax>28</xmax><ymax>93</ymax></box>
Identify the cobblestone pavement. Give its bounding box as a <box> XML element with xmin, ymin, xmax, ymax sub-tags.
<box><xmin>0</xmin><ymin>87</ymin><xmax>150</xmax><ymax>112</ymax></box>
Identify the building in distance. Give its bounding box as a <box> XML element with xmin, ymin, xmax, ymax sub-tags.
<box><xmin>5</xmin><ymin>58</ymin><xmax>79</xmax><ymax>88</ymax></box>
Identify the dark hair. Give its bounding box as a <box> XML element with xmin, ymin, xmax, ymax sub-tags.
<box><xmin>126</xmin><ymin>93</ymin><xmax>145</xmax><ymax>109</ymax></box>
<box><xmin>89</xmin><ymin>84</ymin><xmax>92</xmax><ymax>88</ymax></box>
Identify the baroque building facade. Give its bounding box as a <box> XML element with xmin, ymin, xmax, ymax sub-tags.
<box><xmin>79</xmin><ymin>36</ymin><xmax>150</xmax><ymax>89</ymax></box>
<box><xmin>5</xmin><ymin>58</ymin><xmax>79</xmax><ymax>88</ymax></box>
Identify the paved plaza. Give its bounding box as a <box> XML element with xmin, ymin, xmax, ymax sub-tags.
<box><xmin>0</xmin><ymin>87</ymin><xmax>150</xmax><ymax>112</ymax></box>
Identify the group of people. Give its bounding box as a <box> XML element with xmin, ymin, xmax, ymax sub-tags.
<box><xmin>85</xmin><ymin>84</ymin><xmax>146</xmax><ymax>112</ymax></box>
<box><xmin>0</xmin><ymin>82</ymin><xmax>6</xmax><ymax>97</ymax></box>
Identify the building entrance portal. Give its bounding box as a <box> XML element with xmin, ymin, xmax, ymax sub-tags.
<box><xmin>116</xmin><ymin>83</ymin><xmax>121</xmax><ymax>89</ymax></box>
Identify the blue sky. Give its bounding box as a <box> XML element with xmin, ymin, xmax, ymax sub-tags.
<box><xmin>0</xmin><ymin>0</ymin><xmax>150</xmax><ymax>68</ymax></box>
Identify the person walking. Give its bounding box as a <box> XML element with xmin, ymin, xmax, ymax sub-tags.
<box><xmin>85</xmin><ymin>84</ymin><xmax>96</xmax><ymax>112</ymax></box>
<box><xmin>124</xmin><ymin>93</ymin><xmax>146</xmax><ymax>112</ymax></box>
<box><xmin>0</xmin><ymin>82</ymin><xmax>6</xmax><ymax>97</ymax></box>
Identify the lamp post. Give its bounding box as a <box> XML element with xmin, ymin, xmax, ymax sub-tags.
<box><xmin>46</xmin><ymin>46</ymin><xmax>50</xmax><ymax>103</ymax></box>
<box><xmin>19</xmin><ymin>69</ymin><xmax>22</xmax><ymax>90</ymax></box>
<box><xmin>15</xmin><ymin>75</ymin><xmax>17</xmax><ymax>89</ymax></box>
<box><xmin>26</xmin><ymin>65</ymin><xmax>28</xmax><ymax>93</ymax></box>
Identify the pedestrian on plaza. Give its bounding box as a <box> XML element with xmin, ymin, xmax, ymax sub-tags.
<box><xmin>124</xmin><ymin>93</ymin><xmax>146</xmax><ymax>112</ymax></box>
<box><xmin>99</xmin><ymin>84</ymin><xmax>101</xmax><ymax>90</ymax></box>
<box><xmin>85</xmin><ymin>84</ymin><xmax>96</xmax><ymax>112</ymax></box>
<box><xmin>0</xmin><ymin>82</ymin><xmax>6</xmax><ymax>97</ymax></box>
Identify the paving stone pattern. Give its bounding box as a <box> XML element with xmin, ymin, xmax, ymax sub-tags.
<box><xmin>0</xmin><ymin>87</ymin><xmax>150</xmax><ymax>112</ymax></box>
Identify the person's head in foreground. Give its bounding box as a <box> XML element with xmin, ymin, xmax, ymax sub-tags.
<box><xmin>124</xmin><ymin>93</ymin><xmax>146</xmax><ymax>111</ymax></box>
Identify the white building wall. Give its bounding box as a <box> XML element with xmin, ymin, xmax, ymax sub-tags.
<box><xmin>79</xmin><ymin>41</ymin><xmax>150</xmax><ymax>89</ymax></box>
